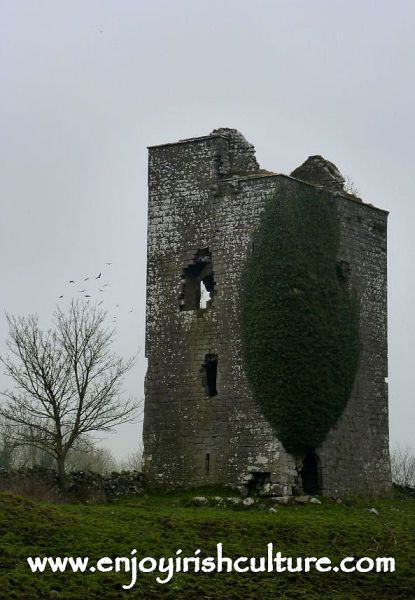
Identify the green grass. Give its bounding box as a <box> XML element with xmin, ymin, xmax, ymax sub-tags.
<box><xmin>0</xmin><ymin>489</ymin><xmax>414</xmax><ymax>599</ymax></box>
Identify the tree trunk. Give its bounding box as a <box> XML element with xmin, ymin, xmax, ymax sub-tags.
<box><xmin>56</xmin><ymin>455</ymin><xmax>66</xmax><ymax>493</ymax></box>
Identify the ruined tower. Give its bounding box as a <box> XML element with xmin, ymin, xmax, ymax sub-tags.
<box><xmin>143</xmin><ymin>128</ymin><xmax>391</xmax><ymax>496</ymax></box>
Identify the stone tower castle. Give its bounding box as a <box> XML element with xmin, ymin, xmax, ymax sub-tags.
<box><xmin>143</xmin><ymin>128</ymin><xmax>391</xmax><ymax>497</ymax></box>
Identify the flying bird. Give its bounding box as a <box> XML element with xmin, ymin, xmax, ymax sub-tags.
<box><xmin>106</xmin><ymin>262</ymin><xmax>112</xmax><ymax>266</ymax></box>
<box><xmin>98</xmin><ymin>301</ymin><xmax>103</xmax><ymax>306</ymax></box>
<box><xmin>96</xmin><ymin>272</ymin><xmax>101</xmax><ymax>279</ymax></box>
<box><xmin>84</xmin><ymin>277</ymin><xmax>89</xmax><ymax>281</ymax></box>
<box><xmin>85</xmin><ymin>294</ymin><xmax>91</xmax><ymax>298</ymax></box>
<box><xmin>59</xmin><ymin>295</ymin><xmax>64</xmax><ymax>298</ymax></box>
<box><xmin>79</xmin><ymin>289</ymin><xmax>86</xmax><ymax>293</ymax></box>
<box><xmin>69</xmin><ymin>280</ymin><xmax>75</xmax><ymax>284</ymax></box>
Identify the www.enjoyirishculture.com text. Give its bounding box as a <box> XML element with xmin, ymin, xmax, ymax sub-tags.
<box><xmin>26</xmin><ymin>543</ymin><xmax>395</xmax><ymax>589</ymax></box>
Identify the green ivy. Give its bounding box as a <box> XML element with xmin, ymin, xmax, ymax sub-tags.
<box><xmin>240</xmin><ymin>185</ymin><xmax>359</xmax><ymax>455</ymax></box>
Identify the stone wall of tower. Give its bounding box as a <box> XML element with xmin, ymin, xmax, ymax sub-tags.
<box><xmin>318</xmin><ymin>193</ymin><xmax>390</xmax><ymax>495</ymax></box>
<box><xmin>143</xmin><ymin>129</ymin><xmax>391</xmax><ymax>496</ymax></box>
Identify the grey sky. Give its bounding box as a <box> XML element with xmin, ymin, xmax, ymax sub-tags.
<box><xmin>1</xmin><ymin>0</ymin><xmax>414</xmax><ymax>458</ymax></box>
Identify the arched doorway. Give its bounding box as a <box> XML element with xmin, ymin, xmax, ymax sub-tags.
<box><xmin>301</xmin><ymin>449</ymin><xmax>321</xmax><ymax>495</ymax></box>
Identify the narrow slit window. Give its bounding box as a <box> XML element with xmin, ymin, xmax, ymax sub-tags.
<box><xmin>201</xmin><ymin>353</ymin><xmax>218</xmax><ymax>397</ymax></box>
<box><xmin>205</xmin><ymin>453</ymin><xmax>210</xmax><ymax>475</ymax></box>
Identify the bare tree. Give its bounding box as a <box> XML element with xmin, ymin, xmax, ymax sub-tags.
<box><xmin>390</xmin><ymin>444</ymin><xmax>415</xmax><ymax>488</ymax></box>
<box><xmin>119</xmin><ymin>445</ymin><xmax>143</xmax><ymax>471</ymax></box>
<box><xmin>0</xmin><ymin>418</ymin><xmax>18</xmax><ymax>469</ymax></box>
<box><xmin>0</xmin><ymin>417</ymin><xmax>52</xmax><ymax>469</ymax></box>
<box><xmin>0</xmin><ymin>300</ymin><xmax>137</xmax><ymax>491</ymax></box>
<box><xmin>14</xmin><ymin>440</ymin><xmax>56</xmax><ymax>469</ymax></box>
<box><xmin>65</xmin><ymin>440</ymin><xmax>118</xmax><ymax>474</ymax></box>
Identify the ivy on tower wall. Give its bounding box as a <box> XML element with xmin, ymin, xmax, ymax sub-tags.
<box><xmin>240</xmin><ymin>186</ymin><xmax>360</xmax><ymax>456</ymax></box>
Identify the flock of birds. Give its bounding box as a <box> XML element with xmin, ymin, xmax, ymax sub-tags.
<box><xmin>57</xmin><ymin>262</ymin><xmax>134</xmax><ymax>323</ymax></box>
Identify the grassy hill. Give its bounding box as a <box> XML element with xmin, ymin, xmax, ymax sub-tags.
<box><xmin>0</xmin><ymin>489</ymin><xmax>414</xmax><ymax>600</ymax></box>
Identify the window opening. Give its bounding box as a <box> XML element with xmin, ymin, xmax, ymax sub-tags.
<box><xmin>179</xmin><ymin>248</ymin><xmax>215</xmax><ymax>311</ymax></box>
<box><xmin>201</xmin><ymin>353</ymin><xmax>218</xmax><ymax>397</ymax></box>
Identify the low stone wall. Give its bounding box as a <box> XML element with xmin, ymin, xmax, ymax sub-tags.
<box><xmin>0</xmin><ymin>466</ymin><xmax>145</xmax><ymax>501</ymax></box>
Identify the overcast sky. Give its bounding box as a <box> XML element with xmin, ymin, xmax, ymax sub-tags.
<box><xmin>1</xmin><ymin>0</ymin><xmax>414</xmax><ymax>459</ymax></box>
